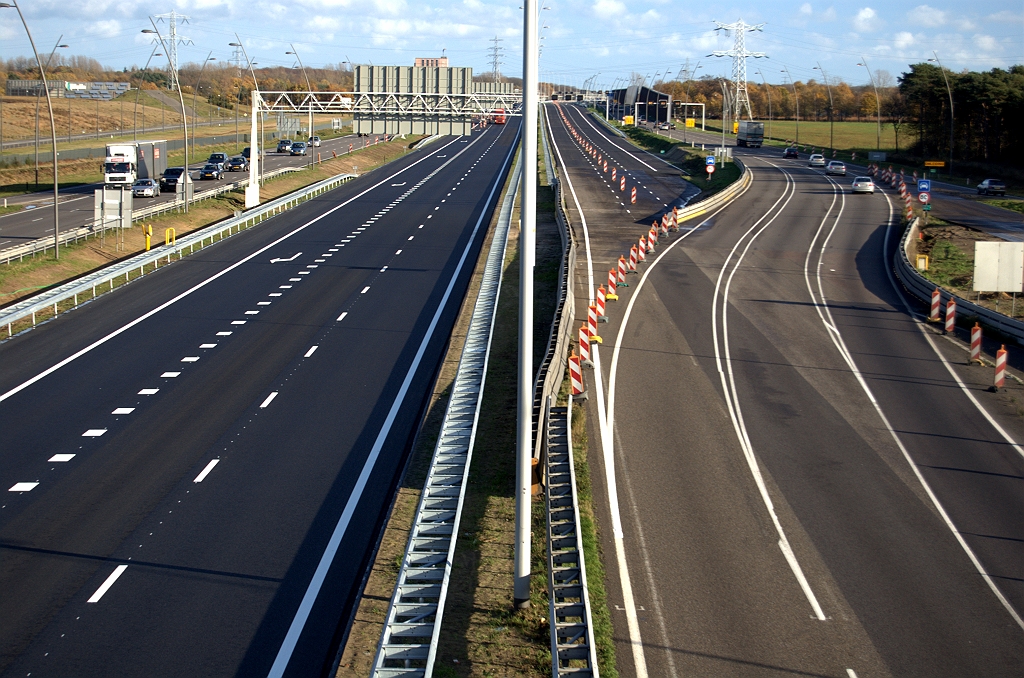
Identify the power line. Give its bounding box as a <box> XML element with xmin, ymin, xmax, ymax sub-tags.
<box><xmin>710</xmin><ymin>19</ymin><xmax>767</xmax><ymax>121</ymax></box>
<box><xmin>488</xmin><ymin>36</ymin><xmax>504</xmax><ymax>83</ymax></box>
<box><xmin>153</xmin><ymin>11</ymin><xmax>194</xmax><ymax>74</ymax></box>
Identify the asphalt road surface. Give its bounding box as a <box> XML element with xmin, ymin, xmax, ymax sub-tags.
<box><xmin>0</xmin><ymin>121</ymin><xmax>518</xmax><ymax>677</ymax></box>
<box><xmin>549</xmin><ymin>103</ymin><xmax>1024</xmax><ymax>677</ymax></box>
<box><xmin>0</xmin><ymin>132</ymin><xmax>372</xmax><ymax>251</ymax></box>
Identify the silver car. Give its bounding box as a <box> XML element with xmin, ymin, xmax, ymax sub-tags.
<box><xmin>826</xmin><ymin>161</ymin><xmax>846</xmax><ymax>176</ymax></box>
<box><xmin>809</xmin><ymin>154</ymin><xmax>826</xmax><ymax>167</ymax></box>
<box><xmin>851</xmin><ymin>176</ymin><xmax>875</xmax><ymax>194</ymax></box>
<box><xmin>132</xmin><ymin>178</ymin><xmax>160</xmax><ymax>197</ymax></box>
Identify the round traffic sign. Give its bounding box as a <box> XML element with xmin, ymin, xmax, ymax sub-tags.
<box><xmin>918</xmin><ymin>191</ymin><xmax>931</xmax><ymax>204</ymax></box>
<box><xmin>706</xmin><ymin>165</ymin><xmax>715</xmax><ymax>174</ymax></box>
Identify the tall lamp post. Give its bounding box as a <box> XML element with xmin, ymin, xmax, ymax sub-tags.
<box><xmin>32</xmin><ymin>37</ymin><xmax>67</xmax><ymax>189</ymax></box>
<box><xmin>928</xmin><ymin>52</ymin><xmax>954</xmax><ymax>178</ymax></box>
<box><xmin>1</xmin><ymin>1</ymin><xmax>62</xmax><ymax>258</ymax></box>
<box><xmin>682</xmin><ymin>61</ymin><xmax>701</xmax><ymax>144</ymax></box>
<box><xmin>286</xmin><ymin>45</ymin><xmax>314</xmax><ymax>168</ymax></box>
<box><xmin>230</xmin><ymin>38</ymin><xmax>263</xmax><ymax>187</ymax></box>
<box><xmin>857</xmin><ymin>58</ymin><xmax>881</xmax><ymax>151</ymax></box>
<box><xmin>143</xmin><ymin>21</ymin><xmax>190</xmax><ymax>213</ymax></box>
<box><xmin>190</xmin><ymin>52</ymin><xmax>216</xmax><ymax>156</ymax></box>
<box><xmin>133</xmin><ymin>45</ymin><xmax>163</xmax><ymax>141</ymax></box>
<box><xmin>814</xmin><ymin>63</ymin><xmax>834</xmax><ymax>152</ymax></box>
<box><xmin>756</xmin><ymin>68</ymin><xmax>771</xmax><ymax>143</ymax></box>
<box><xmin>782</xmin><ymin>67</ymin><xmax>799</xmax><ymax>145</ymax></box>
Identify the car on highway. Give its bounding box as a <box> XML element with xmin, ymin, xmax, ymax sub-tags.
<box><xmin>808</xmin><ymin>154</ymin><xmax>826</xmax><ymax>167</ymax></box>
<box><xmin>658</xmin><ymin>122</ymin><xmax>672</xmax><ymax>130</ymax></box>
<box><xmin>199</xmin><ymin>163</ymin><xmax>223</xmax><ymax>180</ymax></box>
<box><xmin>131</xmin><ymin>178</ymin><xmax>160</xmax><ymax>197</ymax></box>
<box><xmin>783</xmin><ymin>147</ymin><xmax>799</xmax><ymax>159</ymax></box>
<box><xmin>308</xmin><ymin>136</ymin><xmax>321</xmax><ymax>147</ymax></box>
<box><xmin>290</xmin><ymin>141</ymin><xmax>308</xmax><ymax>156</ymax></box>
<box><xmin>977</xmin><ymin>179</ymin><xmax>1006</xmax><ymax>196</ymax></box>
<box><xmin>276</xmin><ymin>139</ymin><xmax>293</xmax><ymax>153</ymax></box>
<box><xmin>225</xmin><ymin>156</ymin><xmax>249</xmax><ymax>172</ymax></box>
<box><xmin>826</xmin><ymin>161</ymin><xmax>847</xmax><ymax>176</ymax></box>
<box><xmin>160</xmin><ymin>167</ymin><xmax>187</xmax><ymax>191</ymax></box>
<box><xmin>207</xmin><ymin>152</ymin><xmax>228</xmax><ymax>170</ymax></box>
<box><xmin>851</xmin><ymin>176</ymin><xmax>875</xmax><ymax>194</ymax></box>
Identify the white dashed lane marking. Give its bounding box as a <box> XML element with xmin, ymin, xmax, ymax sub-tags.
<box><xmin>161</xmin><ymin>372</ymin><xmax>181</xmax><ymax>377</ymax></box>
<box><xmin>139</xmin><ymin>388</ymin><xmax>159</xmax><ymax>395</ymax></box>
<box><xmin>87</xmin><ymin>565</ymin><xmax>127</xmax><ymax>603</ymax></box>
<box><xmin>259</xmin><ymin>392</ymin><xmax>278</xmax><ymax>409</ymax></box>
<box><xmin>112</xmin><ymin>408</ymin><xmax>135</xmax><ymax>415</ymax></box>
<box><xmin>9</xmin><ymin>482</ymin><xmax>39</xmax><ymax>492</ymax></box>
<box><xmin>82</xmin><ymin>429</ymin><xmax>107</xmax><ymax>437</ymax></box>
<box><xmin>193</xmin><ymin>459</ymin><xmax>220</xmax><ymax>483</ymax></box>
<box><xmin>49</xmin><ymin>454</ymin><xmax>75</xmax><ymax>462</ymax></box>
<box><xmin>304</xmin><ymin>346</ymin><xmax>319</xmax><ymax>358</ymax></box>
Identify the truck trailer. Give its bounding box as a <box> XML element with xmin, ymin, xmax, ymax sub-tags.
<box><xmin>736</xmin><ymin>121</ymin><xmax>765</xmax><ymax>148</ymax></box>
<box><xmin>104</xmin><ymin>140</ymin><xmax>168</xmax><ymax>189</ymax></box>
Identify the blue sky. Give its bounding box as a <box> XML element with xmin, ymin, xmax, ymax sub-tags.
<box><xmin>1</xmin><ymin>1</ymin><xmax>1022</xmax><ymax>87</ymax></box>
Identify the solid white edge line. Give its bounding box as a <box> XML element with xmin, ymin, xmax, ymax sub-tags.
<box><xmin>569</xmin><ymin>105</ymin><xmax>662</xmax><ymax>172</ymax></box>
<box><xmin>266</xmin><ymin>123</ymin><xmax>520</xmax><ymax>678</ymax></box>
<box><xmin>87</xmin><ymin>564</ymin><xmax>128</xmax><ymax>603</ymax></box>
<box><xmin>193</xmin><ymin>459</ymin><xmax>220</xmax><ymax>483</ymax></box>
<box><xmin>0</xmin><ymin>134</ymin><xmax>470</xmax><ymax>405</ymax></box>
<box><xmin>546</xmin><ymin>103</ymin><xmax>648</xmax><ymax>678</ymax></box>
<box><xmin>260</xmin><ymin>392</ymin><xmax>278</xmax><ymax>408</ymax></box>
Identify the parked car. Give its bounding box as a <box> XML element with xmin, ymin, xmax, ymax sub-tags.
<box><xmin>225</xmin><ymin>156</ymin><xmax>249</xmax><ymax>172</ymax></box>
<box><xmin>290</xmin><ymin>141</ymin><xmax>308</xmax><ymax>156</ymax></box>
<box><xmin>132</xmin><ymin>178</ymin><xmax>160</xmax><ymax>197</ymax></box>
<box><xmin>199</xmin><ymin>163</ymin><xmax>223</xmax><ymax>180</ymax></box>
<box><xmin>826</xmin><ymin>161</ymin><xmax>847</xmax><ymax>176</ymax></box>
<box><xmin>160</xmin><ymin>167</ymin><xmax>187</xmax><ymax>191</ymax></box>
<box><xmin>808</xmin><ymin>154</ymin><xmax>826</xmax><ymax>167</ymax></box>
<box><xmin>277</xmin><ymin>139</ymin><xmax>293</xmax><ymax>153</ymax></box>
<box><xmin>783</xmin><ymin>147</ymin><xmax>799</xmax><ymax>159</ymax></box>
<box><xmin>977</xmin><ymin>179</ymin><xmax>1006</xmax><ymax>196</ymax></box>
<box><xmin>308</xmin><ymin>136</ymin><xmax>321</xmax><ymax>147</ymax></box>
<box><xmin>207</xmin><ymin>152</ymin><xmax>228</xmax><ymax>170</ymax></box>
<box><xmin>851</xmin><ymin>176</ymin><xmax>875</xmax><ymax>194</ymax></box>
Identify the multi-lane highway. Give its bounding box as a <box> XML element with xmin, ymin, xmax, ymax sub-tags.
<box><xmin>548</xmin><ymin>103</ymin><xmax>1024</xmax><ymax>677</ymax></box>
<box><xmin>0</xmin><ymin>132</ymin><xmax>369</xmax><ymax>251</ymax></box>
<box><xmin>0</xmin><ymin>120</ymin><xmax>518</xmax><ymax>677</ymax></box>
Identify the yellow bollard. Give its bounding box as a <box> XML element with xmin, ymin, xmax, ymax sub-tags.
<box><xmin>145</xmin><ymin>233</ymin><xmax>151</xmax><ymax>251</ymax></box>
<box><xmin>165</xmin><ymin>228</ymin><xmax>176</xmax><ymax>246</ymax></box>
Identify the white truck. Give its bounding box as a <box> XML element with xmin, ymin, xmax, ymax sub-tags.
<box><xmin>103</xmin><ymin>140</ymin><xmax>168</xmax><ymax>189</ymax></box>
<box><xmin>736</xmin><ymin>121</ymin><xmax>765</xmax><ymax>148</ymax></box>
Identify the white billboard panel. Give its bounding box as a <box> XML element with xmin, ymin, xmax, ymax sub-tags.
<box><xmin>973</xmin><ymin>241</ymin><xmax>1024</xmax><ymax>292</ymax></box>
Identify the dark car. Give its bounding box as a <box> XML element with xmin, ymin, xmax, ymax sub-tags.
<box><xmin>783</xmin><ymin>147</ymin><xmax>799</xmax><ymax>159</ymax></box>
<box><xmin>226</xmin><ymin>156</ymin><xmax>249</xmax><ymax>172</ymax></box>
<box><xmin>199</xmin><ymin>163</ymin><xmax>222</xmax><ymax>180</ymax></box>
<box><xmin>160</xmin><ymin>167</ymin><xmax>187</xmax><ymax>191</ymax></box>
<box><xmin>977</xmin><ymin>179</ymin><xmax>1006</xmax><ymax>196</ymax></box>
<box><xmin>290</xmin><ymin>141</ymin><xmax>308</xmax><ymax>156</ymax></box>
<box><xmin>277</xmin><ymin>139</ymin><xmax>293</xmax><ymax>153</ymax></box>
<box><xmin>207</xmin><ymin>152</ymin><xmax>228</xmax><ymax>169</ymax></box>
<box><xmin>242</xmin><ymin>147</ymin><xmax>250</xmax><ymax>159</ymax></box>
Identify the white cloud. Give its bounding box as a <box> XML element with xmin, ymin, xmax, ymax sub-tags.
<box><xmin>85</xmin><ymin>20</ymin><xmax>122</xmax><ymax>37</ymax></box>
<box><xmin>373</xmin><ymin>0</ymin><xmax>407</xmax><ymax>16</ymax></box>
<box><xmin>973</xmin><ymin>34</ymin><xmax>999</xmax><ymax>52</ymax></box>
<box><xmin>821</xmin><ymin>7</ymin><xmax>836</xmax><ymax>21</ymax></box>
<box><xmin>909</xmin><ymin>5</ymin><xmax>945</xmax><ymax>28</ymax></box>
<box><xmin>593</xmin><ymin>0</ymin><xmax>626</xmax><ymax>20</ymax></box>
<box><xmin>800</xmin><ymin>3</ymin><xmax>812</xmax><ymax>15</ymax></box>
<box><xmin>853</xmin><ymin>7</ymin><xmax>882</xmax><ymax>32</ymax></box>
<box><xmin>893</xmin><ymin>31</ymin><xmax>915</xmax><ymax>49</ymax></box>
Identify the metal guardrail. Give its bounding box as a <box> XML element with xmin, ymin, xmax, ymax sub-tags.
<box><xmin>370</xmin><ymin>149</ymin><xmax>522</xmax><ymax>678</ymax></box>
<box><xmin>894</xmin><ymin>216</ymin><xmax>1024</xmax><ymax>343</ymax></box>
<box><xmin>1</xmin><ymin>166</ymin><xmax>301</xmax><ymax>265</ymax></box>
<box><xmin>545</xmin><ymin>398</ymin><xmax>598</xmax><ymax>676</ymax></box>
<box><xmin>1</xmin><ymin>170</ymin><xmax>355</xmax><ymax>337</ymax></box>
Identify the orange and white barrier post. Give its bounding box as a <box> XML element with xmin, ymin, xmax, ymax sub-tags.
<box><xmin>637</xmin><ymin>237</ymin><xmax>647</xmax><ymax>262</ymax></box>
<box><xmin>596</xmin><ymin>285</ymin><xmax>608</xmax><ymax>322</ymax></box>
<box><xmin>993</xmin><ymin>345</ymin><xmax>1007</xmax><ymax>391</ymax></box>
<box><xmin>612</xmin><ymin>167</ymin><xmax>617</xmax><ymax>181</ymax></box>
<box><xmin>569</xmin><ymin>351</ymin><xmax>587</xmax><ymax>400</ymax></box>
<box><xmin>618</xmin><ymin>256</ymin><xmax>630</xmax><ymax>285</ymax></box>
<box><xmin>944</xmin><ymin>297</ymin><xmax>956</xmax><ymax>335</ymax></box>
<box><xmin>648</xmin><ymin>226</ymin><xmax>658</xmax><ymax>250</ymax></box>
<box><xmin>628</xmin><ymin>246</ymin><xmax>638</xmax><ymax>273</ymax></box>
<box><xmin>604</xmin><ymin>161</ymin><xmax>608</xmax><ymax>173</ymax></box>
<box><xmin>588</xmin><ymin>305</ymin><xmax>603</xmax><ymax>343</ymax></box>
<box><xmin>579</xmin><ymin>324</ymin><xmax>593</xmax><ymax>366</ymax></box>
<box><xmin>970</xmin><ymin>323</ymin><xmax>982</xmax><ymax>364</ymax></box>
<box><xmin>620</xmin><ymin>175</ymin><xmax>626</xmax><ymax>191</ymax></box>
<box><xmin>930</xmin><ymin>288</ymin><xmax>941</xmax><ymax>321</ymax></box>
<box><xmin>671</xmin><ymin>206</ymin><xmax>680</xmax><ymax>231</ymax></box>
<box><xmin>607</xmin><ymin>269</ymin><xmax>619</xmax><ymax>299</ymax></box>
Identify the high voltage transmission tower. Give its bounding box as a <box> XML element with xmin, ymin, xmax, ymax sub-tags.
<box><xmin>153</xmin><ymin>11</ymin><xmax>193</xmax><ymax>75</ymax></box>
<box><xmin>710</xmin><ymin>19</ymin><xmax>766</xmax><ymax>121</ymax></box>
<box><xmin>488</xmin><ymin>36</ymin><xmax>504</xmax><ymax>83</ymax></box>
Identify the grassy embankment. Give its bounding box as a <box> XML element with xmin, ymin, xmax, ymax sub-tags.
<box><xmin>621</xmin><ymin>125</ymin><xmax>742</xmax><ymax>199</ymax></box>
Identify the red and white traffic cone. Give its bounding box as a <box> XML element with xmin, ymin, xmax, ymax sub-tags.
<box><xmin>930</xmin><ymin>288</ymin><xmax>941</xmax><ymax>321</ymax></box>
<box><xmin>671</xmin><ymin>206</ymin><xmax>680</xmax><ymax>231</ymax></box>
<box><xmin>620</xmin><ymin>176</ymin><xmax>626</xmax><ymax>191</ymax></box>
<box><xmin>579</xmin><ymin>324</ymin><xmax>593</xmax><ymax>367</ymax></box>
<box><xmin>945</xmin><ymin>297</ymin><xmax>956</xmax><ymax>335</ymax></box>
<box><xmin>618</xmin><ymin>256</ymin><xmax>630</xmax><ymax>285</ymax></box>
<box><xmin>596</xmin><ymin>285</ymin><xmax>608</xmax><ymax>322</ymax></box>
<box><xmin>631</xmin><ymin>186</ymin><xmax>637</xmax><ymax>204</ymax></box>
<box><xmin>604</xmin><ymin>161</ymin><xmax>608</xmax><ymax>173</ymax></box>
<box><xmin>607</xmin><ymin>269</ymin><xmax>619</xmax><ymax>299</ymax></box>
<box><xmin>637</xmin><ymin>237</ymin><xmax>647</xmax><ymax>262</ymax></box>
<box><xmin>588</xmin><ymin>305</ymin><xmax>603</xmax><ymax>343</ymax></box>
<box><xmin>598</xmin><ymin>153</ymin><xmax>602</xmax><ymax>163</ymax></box>
<box><xmin>970</xmin><ymin>322</ymin><xmax>982</xmax><ymax>364</ymax></box>
<box><xmin>992</xmin><ymin>345</ymin><xmax>1007</xmax><ymax>391</ymax></box>
<box><xmin>569</xmin><ymin>351</ymin><xmax>587</xmax><ymax>400</ymax></box>
<box><xmin>628</xmin><ymin>246</ymin><xmax>638</xmax><ymax>273</ymax></box>
<box><xmin>612</xmin><ymin>167</ymin><xmax>617</xmax><ymax>181</ymax></box>
<box><xmin>648</xmin><ymin>227</ymin><xmax>657</xmax><ymax>250</ymax></box>
<box><xmin>661</xmin><ymin>214</ymin><xmax>669</xmax><ymax>238</ymax></box>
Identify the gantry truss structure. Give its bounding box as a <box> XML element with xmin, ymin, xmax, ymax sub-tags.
<box><xmin>257</xmin><ymin>90</ymin><xmax>523</xmax><ymax>117</ymax></box>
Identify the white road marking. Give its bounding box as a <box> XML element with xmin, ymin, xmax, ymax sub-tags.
<box><xmin>328</xmin><ymin>248</ymin><xmax>338</xmax><ymax>252</ymax></box>
<box><xmin>139</xmin><ymin>388</ymin><xmax>159</xmax><ymax>395</ymax></box>
<box><xmin>257</xmin><ymin>301</ymin><xmax>271</xmax><ymax>306</ymax></box>
<box><xmin>269</xmin><ymin>252</ymin><xmax>302</xmax><ymax>263</ymax></box>
<box><xmin>161</xmin><ymin>372</ymin><xmax>181</xmax><ymax>377</ymax></box>
<box><xmin>847</xmin><ymin>670</ymin><xmax>858</xmax><ymax>678</ymax></box>
<box><xmin>337</xmin><ymin>312</ymin><xmax>348</xmax><ymax>321</ymax></box>
<box><xmin>289</xmin><ymin>278</ymin><xmax>301</xmax><ymax>282</ymax></box>
<box><xmin>9</xmin><ymin>482</ymin><xmax>39</xmax><ymax>492</ymax></box>
<box><xmin>361</xmin><ymin>286</ymin><xmax>370</xmax><ymax>294</ymax></box>
<box><xmin>193</xmin><ymin>459</ymin><xmax>220</xmax><ymax>483</ymax></box>
<box><xmin>49</xmin><ymin>454</ymin><xmax>76</xmax><ymax>462</ymax></box>
<box><xmin>111</xmin><ymin>408</ymin><xmax>135</xmax><ymax>415</ymax></box>
<box><xmin>298</xmin><ymin>271</ymin><xmax>310</xmax><ymax>275</ymax></box>
<box><xmin>87</xmin><ymin>565</ymin><xmax>127</xmax><ymax>603</ymax></box>
<box><xmin>380</xmin><ymin>266</ymin><xmax>388</xmax><ymax>272</ymax></box>
<box><xmin>306</xmin><ymin>265</ymin><xmax>318</xmax><ymax>269</ymax></box>
<box><xmin>231</xmin><ymin>320</ymin><xmax>247</xmax><ymax>325</ymax></box>
<box><xmin>408</xmin><ymin>236</ymin><xmax>414</xmax><ymax>240</ymax></box>
<box><xmin>82</xmin><ymin>429</ymin><xmax>107</xmax><ymax>437</ymax></box>
<box><xmin>181</xmin><ymin>356</ymin><xmax>200</xmax><ymax>362</ymax></box>
<box><xmin>304</xmin><ymin>346</ymin><xmax>318</xmax><ymax>358</ymax></box>
<box><xmin>395</xmin><ymin>249</ymin><xmax>402</xmax><ymax>255</ymax></box>
<box><xmin>260</xmin><ymin>392</ymin><xmax>278</xmax><ymax>408</ymax></box>
<box><xmin>315</xmin><ymin>259</ymin><xmax>326</xmax><ymax>263</ymax></box>
<box><xmin>245</xmin><ymin>311</ymin><xmax>259</xmax><ymax>315</ymax></box>
<box><xmin>200</xmin><ymin>343</ymin><xmax>217</xmax><ymax>348</ymax></box>
<box><xmin>269</xmin><ymin>293</ymin><xmax>282</xmax><ymax>297</ymax></box>
<box><xmin>216</xmin><ymin>331</ymin><xmax>233</xmax><ymax>336</ymax></box>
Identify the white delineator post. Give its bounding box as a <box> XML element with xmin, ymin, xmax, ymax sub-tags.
<box><xmin>245</xmin><ymin>96</ymin><xmax>260</xmax><ymax>208</ymax></box>
<box><xmin>514</xmin><ymin>0</ymin><xmax>538</xmax><ymax>610</ymax></box>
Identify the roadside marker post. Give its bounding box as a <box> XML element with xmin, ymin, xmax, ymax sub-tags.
<box><xmin>579</xmin><ymin>325</ymin><xmax>593</xmax><ymax>367</ymax></box>
<box><xmin>945</xmin><ymin>298</ymin><xmax>956</xmax><ymax>335</ymax></box>
<box><xmin>620</xmin><ymin>176</ymin><xmax>626</xmax><ymax>191</ymax></box>
<box><xmin>671</xmin><ymin>206</ymin><xmax>680</xmax><ymax>231</ymax></box>
<box><xmin>930</xmin><ymin>288</ymin><xmax>941</xmax><ymax>321</ymax></box>
<box><xmin>648</xmin><ymin>226</ymin><xmax>658</xmax><ymax>250</ymax></box>
<box><xmin>596</xmin><ymin>285</ymin><xmax>608</xmax><ymax>322</ymax></box>
<box><xmin>612</xmin><ymin>167</ymin><xmax>617</xmax><ymax>181</ymax></box>
<box><xmin>970</xmin><ymin>323</ymin><xmax>982</xmax><ymax>364</ymax></box>
<box><xmin>607</xmin><ymin>270</ymin><xmax>619</xmax><ymax>299</ymax></box>
<box><xmin>569</xmin><ymin>352</ymin><xmax>587</xmax><ymax>400</ymax></box>
<box><xmin>992</xmin><ymin>345</ymin><xmax>1007</xmax><ymax>391</ymax></box>
<box><xmin>637</xmin><ymin>237</ymin><xmax>647</xmax><ymax>263</ymax></box>
<box><xmin>628</xmin><ymin>246</ymin><xmax>638</xmax><ymax>273</ymax></box>
<box><xmin>587</xmin><ymin>305</ymin><xmax>603</xmax><ymax>344</ymax></box>
<box><xmin>618</xmin><ymin>256</ymin><xmax>630</xmax><ymax>285</ymax></box>
<box><xmin>631</xmin><ymin>186</ymin><xmax>636</xmax><ymax>204</ymax></box>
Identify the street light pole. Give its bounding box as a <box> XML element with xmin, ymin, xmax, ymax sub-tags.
<box><xmin>682</xmin><ymin>61</ymin><xmax>701</xmax><ymax>144</ymax></box>
<box><xmin>33</xmin><ymin>37</ymin><xmax>66</xmax><ymax>190</ymax></box>
<box><xmin>757</xmin><ymin>68</ymin><xmax>771</xmax><ymax>143</ymax></box>
<box><xmin>783</xmin><ymin>67</ymin><xmax>799</xmax><ymax>145</ymax></box>
<box><xmin>190</xmin><ymin>52</ymin><xmax>216</xmax><ymax>158</ymax></box>
<box><xmin>231</xmin><ymin>37</ymin><xmax>263</xmax><ymax>199</ymax></box>
<box><xmin>286</xmin><ymin>45</ymin><xmax>314</xmax><ymax>168</ymax></box>
<box><xmin>857</xmin><ymin>58</ymin><xmax>881</xmax><ymax>151</ymax></box>
<box><xmin>133</xmin><ymin>46</ymin><xmax>162</xmax><ymax>142</ymax></box>
<box><xmin>144</xmin><ymin>20</ymin><xmax>190</xmax><ymax>213</ymax></box>
<box><xmin>929</xmin><ymin>52</ymin><xmax>954</xmax><ymax>178</ymax></box>
<box><xmin>1</xmin><ymin>1</ymin><xmax>62</xmax><ymax>258</ymax></box>
<box><xmin>814</xmin><ymin>62</ymin><xmax>834</xmax><ymax>152</ymax></box>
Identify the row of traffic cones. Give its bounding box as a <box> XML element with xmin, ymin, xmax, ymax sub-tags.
<box><xmin>929</xmin><ymin>287</ymin><xmax>1009</xmax><ymax>391</ymax></box>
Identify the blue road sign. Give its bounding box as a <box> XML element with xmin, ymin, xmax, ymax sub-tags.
<box><xmin>918</xmin><ymin>179</ymin><xmax>931</xmax><ymax>192</ymax></box>
<box><xmin>706</xmin><ymin>156</ymin><xmax>716</xmax><ymax>165</ymax></box>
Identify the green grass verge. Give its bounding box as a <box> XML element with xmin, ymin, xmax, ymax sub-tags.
<box><xmin>981</xmin><ymin>198</ymin><xmax>1024</xmax><ymax>215</ymax></box>
<box><xmin>0</xmin><ymin>204</ymin><xmax>25</xmax><ymax>216</ymax></box>
<box><xmin>921</xmin><ymin>239</ymin><xmax>974</xmax><ymax>289</ymax></box>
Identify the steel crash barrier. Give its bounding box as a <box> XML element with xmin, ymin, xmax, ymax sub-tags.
<box><xmin>1</xmin><ymin>171</ymin><xmax>356</xmax><ymax>338</ymax></box>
